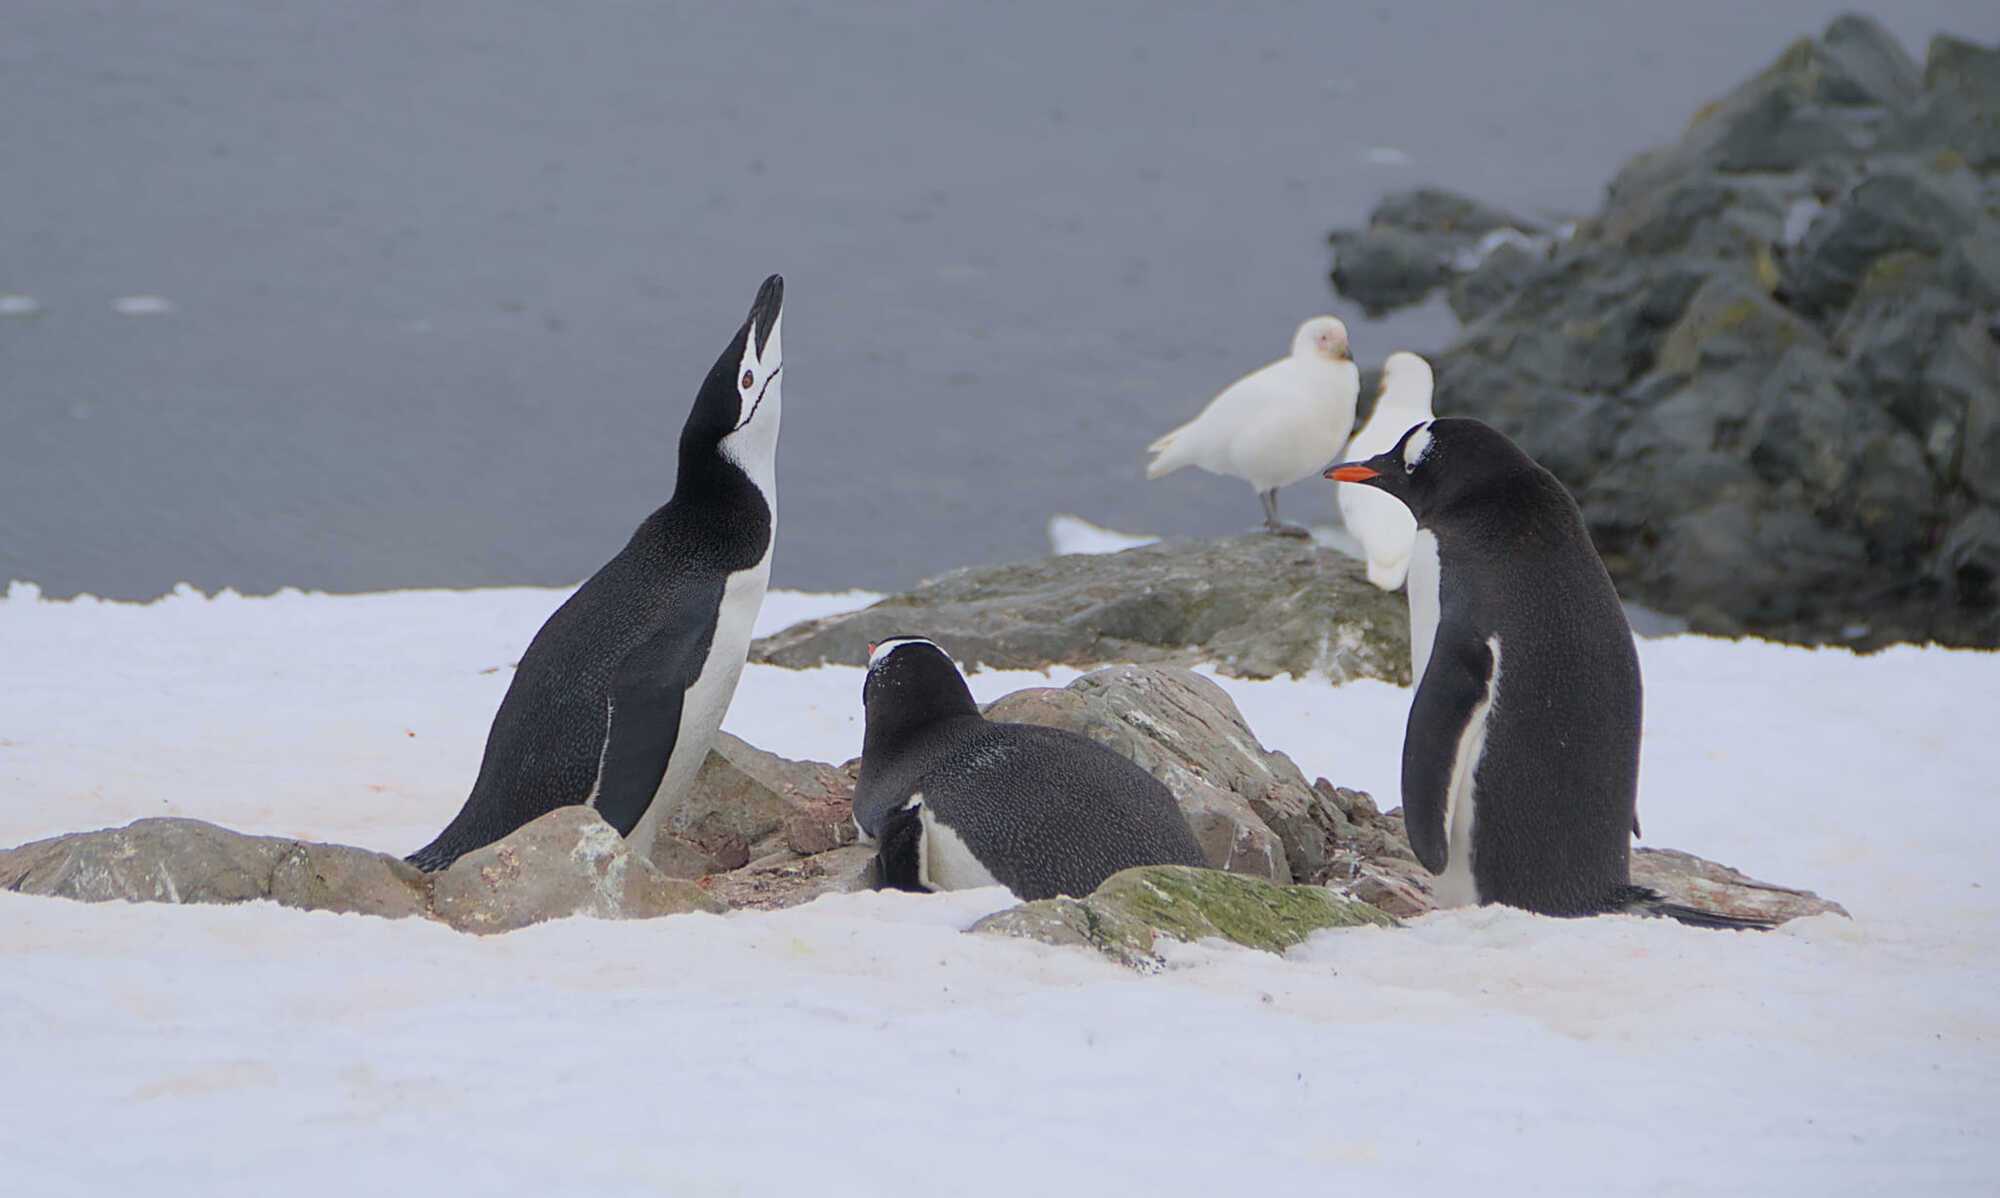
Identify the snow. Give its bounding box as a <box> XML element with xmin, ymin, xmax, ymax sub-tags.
<box><xmin>1046</xmin><ymin>513</ymin><xmax>1161</xmax><ymax>556</ymax></box>
<box><xmin>2</xmin><ymin>582</ymin><xmax>1997</xmax><ymax>1194</ymax></box>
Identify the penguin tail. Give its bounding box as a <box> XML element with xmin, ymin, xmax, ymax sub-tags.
<box><xmin>1609</xmin><ymin>885</ymin><xmax>1779</xmax><ymax>932</ymax></box>
<box><xmin>404</xmin><ymin>840</ymin><xmax>460</xmax><ymax>874</ymax></box>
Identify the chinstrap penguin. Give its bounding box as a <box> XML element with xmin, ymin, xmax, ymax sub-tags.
<box><xmin>1338</xmin><ymin>351</ymin><xmax>1436</xmax><ymax>594</ymax></box>
<box><xmin>852</xmin><ymin>637</ymin><xmax>1206</xmax><ymax>901</ymax></box>
<box><xmin>408</xmin><ymin>274</ymin><xmax>786</xmax><ymax>872</ymax></box>
<box><xmin>1325</xmin><ymin>418</ymin><xmax>1769</xmax><ymax>928</ymax></box>
<box><xmin>1145</xmin><ymin>316</ymin><xmax>1359</xmax><ymax>537</ymax></box>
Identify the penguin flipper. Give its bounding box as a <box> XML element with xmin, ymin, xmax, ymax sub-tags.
<box><xmin>592</xmin><ymin>621</ymin><xmax>705</xmax><ymax>838</ymax></box>
<box><xmin>1401</xmin><ymin>630</ymin><xmax>1494</xmax><ymax>875</ymax></box>
<box><xmin>874</xmin><ymin>799</ymin><xmax>930</xmax><ymax>894</ymax></box>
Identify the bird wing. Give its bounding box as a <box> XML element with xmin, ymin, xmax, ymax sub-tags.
<box><xmin>1401</xmin><ymin>625</ymin><xmax>1494</xmax><ymax>874</ymax></box>
<box><xmin>590</xmin><ymin>600</ymin><xmax>716</xmax><ymax>837</ymax></box>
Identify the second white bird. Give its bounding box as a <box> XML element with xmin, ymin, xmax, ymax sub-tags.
<box><xmin>1338</xmin><ymin>350</ymin><xmax>1437</xmax><ymax>591</ymax></box>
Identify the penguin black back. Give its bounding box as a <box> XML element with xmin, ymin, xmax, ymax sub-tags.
<box><xmin>853</xmin><ymin>638</ymin><xmax>1206</xmax><ymax>901</ymax></box>
<box><xmin>408</xmin><ymin>275</ymin><xmax>785</xmax><ymax>872</ymax></box>
<box><xmin>1329</xmin><ymin>418</ymin><xmax>1644</xmax><ymax>917</ymax></box>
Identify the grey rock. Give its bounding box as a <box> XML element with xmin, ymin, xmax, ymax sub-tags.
<box><xmin>431</xmin><ymin>807</ymin><xmax>724</xmax><ymax>935</ymax></box>
<box><xmin>750</xmin><ymin>534</ymin><xmax>1409</xmax><ymax>684</ymax></box>
<box><xmin>1783</xmin><ymin>170</ymin><xmax>1977</xmax><ymax>319</ymax></box>
<box><xmin>1934</xmin><ymin>507</ymin><xmax>2000</xmax><ymax>630</ymax></box>
<box><xmin>1656</xmin><ymin>277</ymin><xmax>1822</xmax><ymax>378</ymax></box>
<box><xmin>1897</xmin><ymin>35</ymin><xmax>2000</xmax><ymax>170</ymax></box>
<box><xmin>984</xmin><ymin>667</ymin><xmax>1331</xmax><ymax>883</ymax></box>
<box><xmin>1448</xmin><ymin>240</ymin><xmax>1539</xmax><ymax>323</ymax></box>
<box><xmin>1368</xmin><ymin>187</ymin><xmax>1539</xmax><ymax>237</ymax></box>
<box><xmin>972</xmin><ymin>865</ymin><xmax>1398</xmax><ymax>971</ymax></box>
<box><xmin>1817</xmin><ymin>14</ymin><xmax>1926</xmax><ymax>108</ymax></box>
<box><xmin>0</xmin><ymin>817</ymin><xmax>428</xmax><ymax>920</ymax></box>
<box><xmin>1329</xmin><ymin>226</ymin><xmax>1456</xmax><ymax>317</ymax></box>
<box><xmin>1630</xmin><ymin>848</ymin><xmax>1849</xmax><ymax>924</ymax></box>
<box><xmin>703</xmin><ymin>844</ymin><xmax>879</xmax><ymax>911</ymax></box>
<box><xmin>652</xmin><ymin>732</ymin><xmax>859</xmax><ymax>878</ymax></box>
<box><xmin>1328</xmin><ymin>188</ymin><xmax>1551</xmax><ymax>316</ymax></box>
<box><xmin>1930</xmin><ymin>320</ymin><xmax>2000</xmax><ymax>504</ymax></box>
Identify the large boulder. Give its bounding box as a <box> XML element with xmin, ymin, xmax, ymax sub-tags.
<box><xmin>1338</xmin><ymin>18</ymin><xmax>2000</xmax><ymax>650</ymax></box>
<box><xmin>651</xmin><ymin>732</ymin><xmax>860</xmax><ymax>877</ymax></box>
<box><xmin>984</xmin><ymin>666</ymin><xmax>1347</xmax><ymax>884</ymax></box>
<box><xmin>0</xmin><ymin>818</ymin><xmax>428</xmax><ymax>920</ymax></box>
<box><xmin>431</xmin><ymin>807</ymin><xmax>723</xmax><ymax>935</ymax></box>
<box><xmin>972</xmin><ymin>865</ymin><xmax>1397</xmax><ymax>971</ymax></box>
<box><xmin>751</xmin><ymin>534</ymin><xmax>1409</xmax><ymax>683</ymax></box>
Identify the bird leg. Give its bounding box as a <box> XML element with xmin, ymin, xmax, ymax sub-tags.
<box><xmin>1260</xmin><ymin>489</ymin><xmax>1312</xmax><ymax>539</ymax></box>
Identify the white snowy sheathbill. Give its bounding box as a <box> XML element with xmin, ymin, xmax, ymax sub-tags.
<box><xmin>407</xmin><ymin>274</ymin><xmax>786</xmax><ymax>872</ymax></box>
<box><xmin>1338</xmin><ymin>351</ymin><xmax>1436</xmax><ymax>592</ymax></box>
<box><xmin>1144</xmin><ymin>316</ymin><xmax>1359</xmax><ymax>536</ymax></box>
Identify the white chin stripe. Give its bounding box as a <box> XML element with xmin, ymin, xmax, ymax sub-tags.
<box><xmin>868</xmin><ymin>637</ymin><xmax>943</xmax><ymax>668</ymax></box>
<box><xmin>1402</xmin><ymin>424</ymin><xmax>1434</xmax><ymax>470</ymax></box>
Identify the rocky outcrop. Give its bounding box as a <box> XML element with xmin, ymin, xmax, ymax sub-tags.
<box><xmin>651</xmin><ymin>732</ymin><xmax>860</xmax><ymax>878</ymax></box>
<box><xmin>0</xmin><ymin>808</ymin><xmax>722</xmax><ymax>934</ymax></box>
<box><xmin>430</xmin><ymin>807</ymin><xmax>722</xmax><ymax>934</ymax></box>
<box><xmin>972</xmin><ymin>864</ymin><xmax>1398</xmax><ymax>970</ymax></box>
<box><xmin>1327</xmin><ymin>18</ymin><xmax>2000</xmax><ymax>649</ymax></box>
<box><xmin>749</xmin><ymin>534</ymin><xmax>1410</xmax><ymax>683</ymax></box>
<box><xmin>0</xmin><ymin>818</ymin><xmax>430</xmax><ymax>920</ymax></box>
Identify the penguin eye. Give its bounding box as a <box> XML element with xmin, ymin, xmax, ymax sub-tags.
<box><xmin>740</xmin><ymin>370</ymin><xmax>755</xmax><ymax>389</ymax></box>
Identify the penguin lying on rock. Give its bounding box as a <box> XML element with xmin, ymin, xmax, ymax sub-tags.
<box><xmin>1326</xmin><ymin>418</ymin><xmax>1772</xmax><ymax>929</ymax></box>
<box><xmin>408</xmin><ymin>274</ymin><xmax>787</xmax><ymax>872</ymax></box>
<box><xmin>852</xmin><ymin>638</ymin><xmax>1206</xmax><ymax>901</ymax></box>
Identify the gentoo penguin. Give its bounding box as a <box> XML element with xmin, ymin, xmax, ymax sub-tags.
<box><xmin>1145</xmin><ymin>316</ymin><xmax>1359</xmax><ymax>537</ymax></box>
<box><xmin>1338</xmin><ymin>351</ymin><xmax>1436</xmax><ymax>594</ymax></box>
<box><xmin>852</xmin><ymin>637</ymin><xmax>1206</xmax><ymax>901</ymax></box>
<box><xmin>1325</xmin><ymin>419</ymin><xmax>1767</xmax><ymax>928</ymax></box>
<box><xmin>407</xmin><ymin>274</ymin><xmax>786</xmax><ymax>872</ymax></box>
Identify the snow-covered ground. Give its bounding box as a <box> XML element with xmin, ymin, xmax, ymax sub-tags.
<box><xmin>2</xmin><ymin>582</ymin><xmax>1996</xmax><ymax>1195</ymax></box>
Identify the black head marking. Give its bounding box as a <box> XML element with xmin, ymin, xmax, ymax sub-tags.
<box><xmin>1325</xmin><ymin>417</ymin><xmax>1542</xmax><ymax>523</ymax></box>
<box><xmin>678</xmin><ymin>274</ymin><xmax>785</xmax><ymax>474</ymax></box>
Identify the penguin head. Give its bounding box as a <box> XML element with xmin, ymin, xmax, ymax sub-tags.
<box><xmin>861</xmin><ymin>636</ymin><xmax>980</xmax><ymax>742</ymax></box>
<box><xmin>1376</xmin><ymin>351</ymin><xmax>1435</xmax><ymax>410</ymax></box>
<box><xmin>682</xmin><ymin>273</ymin><xmax>784</xmax><ymax>477</ymax></box>
<box><xmin>1324</xmin><ymin>417</ymin><xmax>1530</xmax><ymax>522</ymax></box>
<box><xmin>1291</xmin><ymin>316</ymin><xmax>1352</xmax><ymax>362</ymax></box>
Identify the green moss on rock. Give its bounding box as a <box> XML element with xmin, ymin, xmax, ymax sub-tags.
<box><xmin>972</xmin><ymin>865</ymin><xmax>1396</xmax><ymax>970</ymax></box>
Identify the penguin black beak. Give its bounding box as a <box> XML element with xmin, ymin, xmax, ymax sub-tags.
<box><xmin>1326</xmin><ymin>462</ymin><xmax>1380</xmax><ymax>483</ymax></box>
<box><xmin>749</xmin><ymin>274</ymin><xmax>784</xmax><ymax>356</ymax></box>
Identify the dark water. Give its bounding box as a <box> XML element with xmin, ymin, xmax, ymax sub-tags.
<box><xmin>5</xmin><ymin>1</ymin><xmax>1993</xmax><ymax>598</ymax></box>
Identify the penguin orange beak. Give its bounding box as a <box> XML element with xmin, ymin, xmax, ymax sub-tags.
<box><xmin>1326</xmin><ymin>463</ymin><xmax>1380</xmax><ymax>483</ymax></box>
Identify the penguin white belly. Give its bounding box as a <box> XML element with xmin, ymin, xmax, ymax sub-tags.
<box><xmin>917</xmin><ymin>802</ymin><xmax>1003</xmax><ymax>892</ymax></box>
<box><xmin>628</xmin><ymin>553</ymin><xmax>772</xmax><ymax>855</ymax></box>
<box><xmin>1407</xmin><ymin>529</ymin><xmax>1442</xmax><ymax>685</ymax></box>
<box><xmin>1433</xmin><ymin>635</ymin><xmax>1502</xmax><ymax>910</ymax></box>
